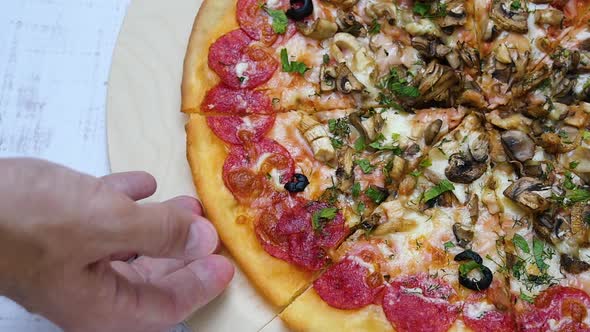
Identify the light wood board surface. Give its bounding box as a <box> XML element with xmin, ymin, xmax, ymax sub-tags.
<box><xmin>106</xmin><ymin>0</ymin><xmax>289</xmax><ymax>331</ymax></box>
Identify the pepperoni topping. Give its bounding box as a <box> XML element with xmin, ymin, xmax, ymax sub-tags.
<box><xmin>237</xmin><ymin>0</ymin><xmax>289</xmax><ymax>45</ymax></box>
<box><xmin>463</xmin><ymin>301</ymin><xmax>516</xmax><ymax>332</ymax></box>
<box><xmin>382</xmin><ymin>274</ymin><xmax>460</xmax><ymax>332</ymax></box>
<box><xmin>314</xmin><ymin>256</ymin><xmax>382</xmax><ymax>310</ymax></box>
<box><xmin>202</xmin><ymin>85</ymin><xmax>275</xmax><ymax>144</ymax></box>
<box><xmin>518</xmin><ymin>286</ymin><xmax>590</xmax><ymax>332</ymax></box>
<box><xmin>256</xmin><ymin>201</ymin><xmax>348</xmax><ymax>270</ymax></box>
<box><xmin>223</xmin><ymin>138</ymin><xmax>294</xmax><ymax>204</ymax></box>
<box><xmin>208</xmin><ymin>29</ymin><xmax>278</xmax><ymax>89</ymax></box>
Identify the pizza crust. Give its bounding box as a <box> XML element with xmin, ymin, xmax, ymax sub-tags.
<box><xmin>280</xmin><ymin>288</ymin><xmax>395</xmax><ymax>332</ymax></box>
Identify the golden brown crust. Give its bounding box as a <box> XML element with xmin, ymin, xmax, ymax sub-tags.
<box><xmin>185</xmin><ymin>115</ymin><xmax>313</xmax><ymax>307</ymax></box>
<box><xmin>181</xmin><ymin>0</ymin><xmax>235</xmax><ymax>113</ymax></box>
<box><xmin>280</xmin><ymin>288</ymin><xmax>395</xmax><ymax>332</ymax></box>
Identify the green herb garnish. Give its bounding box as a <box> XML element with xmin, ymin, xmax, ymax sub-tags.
<box><xmin>424</xmin><ymin>180</ymin><xmax>455</xmax><ymax>202</ymax></box>
<box><xmin>355</xmin><ymin>159</ymin><xmax>375</xmax><ymax>174</ymax></box>
<box><xmin>264</xmin><ymin>7</ymin><xmax>288</xmax><ymax>34</ymax></box>
<box><xmin>533</xmin><ymin>238</ymin><xmax>549</xmax><ymax>272</ymax></box>
<box><xmin>366</xmin><ymin>186</ymin><xmax>388</xmax><ymax>204</ymax></box>
<box><xmin>312</xmin><ymin>207</ymin><xmax>338</xmax><ymax>231</ymax></box>
<box><xmin>280</xmin><ymin>49</ymin><xmax>309</xmax><ymax>75</ymax></box>
<box><xmin>352</xmin><ymin>182</ymin><xmax>361</xmax><ymax>198</ymax></box>
<box><xmin>512</xmin><ymin>234</ymin><xmax>530</xmax><ymax>254</ymax></box>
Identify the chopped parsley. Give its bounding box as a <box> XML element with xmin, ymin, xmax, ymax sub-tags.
<box><xmin>379</xmin><ymin>69</ymin><xmax>421</xmax><ymax>99</ymax></box>
<box><xmin>413</xmin><ymin>2</ymin><xmax>430</xmax><ymax>16</ymax></box>
<box><xmin>352</xmin><ymin>182</ymin><xmax>361</xmax><ymax>198</ymax></box>
<box><xmin>312</xmin><ymin>207</ymin><xmax>338</xmax><ymax>231</ymax></box>
<box><xmin>512</xmin><ymin>234</ymin><xmax>530</xmax><ymax>254</ymax></box>
<box><xmin>410</xmin><ymin>170</ymin><xmax>422</xmax><ymax>177</ymax></box>
<box><xmin>420</xmin><ymin>158</ymin><xmax>432</xmax><ymax>168</ymax></box>
<box><xmin>510</xmin><ymin>0</ymin><xmax>521</xmax><ymax>10</ymax></box>
<box><xmin>584</xmin><ymin>130</ymin><xmax>590</xmax><ymax>141</ymax></box>
<box><xmin>357</xmin><ymin>202</ymin><xmax>366</xmax><ymax>214</ymax></box>
<box><xmin>264</xmin><ymin>7</ymin><xmax>288</xmax><ymax>34</ymax></box>
<box><xmin>423</xmin><ymin>180</ymin><xmax>455</xmax><ymax>202</ymax></box>
<box><xmin>354</xmin><ymin>137</ymin><xmax>366</xmax><ymax>152</ymax></box>
<box><xmin>459</xmin><ymin>261</ymin><xmax>481</xmax><ymax>277</ymax></box>
<box><xmin>533</xmin><ymin>237</ymin><xmax>549</xmax><ymax>272</ymax></box>
<box><xmin>323</xmin><ymin>54</ymin><xmax>330</xmax><ymax>65</ymax></box>
<box><xmin>520</xmin><ymin>292</ymin><xmax>535</xmax><ymax>304</ymax></box>
<box><xmin>328</xmin><ymin>118</ymin><xmax>350</xmax><ymax>138</ymax></box>
<box><xmin>369</xmin><ymin>19</ymin><xmax>381</xmax><ymax>35</ymax></box>
<box><xmin>369</xmin><ymin>134</ymin><xmax>403</xmax><ymax>154</ymax></box>
<box><xmin>570</xmin><ymin>160</ymin><xmax>580</xmax><ymax>169</ymax></box>
<box><xmin>280</xmin><ymin>49</ymin><xmax>309</xmax><ymax>75</ymax></box>
<box><xmin>566</xmin><ymin>188</ymin><xmax>590</xmax><ymax>203</ymax></box>
<box><xmin>355</xmin><ymin>159</ymin><xmax>375</xmax><ymax>174</ymax></box>
<box><xmin>366</xmin><ymin>186</ymin><xmax>388</xmax><ymax>204</ymax></box>
<box><xmin>444</xmin><ymin>241</ymin><xmax>456</xmax><ymax>250</ymax></box>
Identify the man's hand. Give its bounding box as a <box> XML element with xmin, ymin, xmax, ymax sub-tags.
<box><xmin>0</xmin><ymin>158</ymin><xmax>234</xmax><ymax>332</ymax></box>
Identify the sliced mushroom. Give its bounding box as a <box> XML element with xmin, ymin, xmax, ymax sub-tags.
<box><xmin>299</xmin><ymin>114</ymin><xmax>336</xmax><ymax>164</ymax></box>
<box><xmin>445</xmin><ymin>153</ymin><xmax>488</xmax><ymax>184</ymax></box>
<box><xmin>405</xmin><ymin>19</ymin><xmax>442</xmax><ymax>37</ymax></box>
<box><xmin>458</xmin><ymin>41</ymin><xmax>480</xmax><ymax>69</ymax></box>
<box><xmin>512</xmin><ymin>65</ymin><xmax>551</xmax><ymax>97</ymax></box>
<box><xmin>297</xmin><ymin>19</ymin><xmax>338</xmax><ymax>40</ymax></box>
<box><xmin>453</xmin><ymin>223</ymin><xmax>474</xmax><ymax>248</ymax></box>
<box><xmin>503</xmin><ymin>177</ymin><xmax>550</xmax><ymax>211</ymax></box>
<box><xmin>320</xmin><ymin>65</ymin><xmax>338</xmax><ymax>92</ymax></box>
<box><xmin>336</xmin><ymin>10</ymin><xmax>366</xmax><ymax>37</ymax></box>
<box><xmin>424</xmin><ymin>119</ymin><xmax>443</xmax><ymax>145</ymax></box>
<box><xmin>338</xmin><ymin>147</ymin><xmax>355</xmax><ymax>178</ymax></box>
<box><xmin>336</xmin><ymin>63</ymin><xmax>364</xmax><ymax>94</ymax></box>
<box><xmin>470</xmin><ymin>133</ymin><xmax>490</xmax><ymax>162</ymax></box>
<box><xmin>535</xmin><ymin>8</ymin><xmax>564</xmax><ymax>27</ymax></box>
<box><xmin>561</xmin><ymin>254</ymin><xmax>590</xmax><ymax>274</ymax></box>
<box><xmin>501</xmin><ymin>130</ymin><xmax>536</xmax><ymax>162</ymax></box>
<box><xmin>458</xmin><ymin>80</ymin><xmax>488</xmax><ymax>108</ymax></box>
<box><xmin>437</xmin><ymin>0</ymin><xmax>467</xmax><ymax>28</ymax></box>
<box><xmin>490</xmin><ymin>0</ymin><xmax>528</xmax><ymax>33</ymax></box>
<box><xmin>538</xmin><ymin>126</ymin><xmax>581</xmax><ymax>154</ymax></box>
<box><xmin>331</xmin><ymin>33</ymin><xmax>362</xmax><ymax>62</ymax></box>
<box><xmin>366</xmin><ymin>3</ymin><xmax>397</xmax><ymax>23</ymax></box>
<box><xmin>413</xmin><ymin>60</ymin><xmax>460</xmax><ymax>105</ymax></box>
<box><xmin>483</xmin><ymin>20</ymin><xmax>498</xmax><ymax>41</ymax></box>
<box><xmin>389</xmin><ymin>156</ymin><xmax>407</xmax><ymax>182</ymax></box>
<box><xmin>468</xmin><ymin>194</ymin><xmax>480</xmax><ymax>223</ymax></box>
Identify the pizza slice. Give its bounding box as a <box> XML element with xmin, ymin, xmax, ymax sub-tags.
<box><xmin>281</xmin><ymin>113</ymin><xmax>517</xmax><ymax>331</ymax></box>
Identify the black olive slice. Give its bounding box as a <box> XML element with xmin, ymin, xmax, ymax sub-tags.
<box><xmin>454</xmin><ymin>249</ymin><xmax>483</xmax><ymax>264</ymax></box>
<box><xmin>284</xmin><ymin>173</ymin><xmax>310</xmax><ymax>193</ymax></box>
<box><xmin>458</xmin><ymin>264</ymin><xmax>493</xmax><ymax>291</ymax></box>
<box><xmin>286</xmin><ymin>0</ymin><xmax>314</xmax><ymax>21</ymax></box>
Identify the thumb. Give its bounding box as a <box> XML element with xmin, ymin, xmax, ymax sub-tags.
<box><xmin>121</xmin><ymin>196</ymin><xmax>219</xmax><ymax>260</ymax></box>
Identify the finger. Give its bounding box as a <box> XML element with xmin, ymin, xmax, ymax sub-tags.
<box><xmin>123</xmin><ymin>199</ymin><xmax>218</xmax><ymax>259</ymax></box>
<box><xmin>110</xmin><ymin>257</ymin><xmax>185</xmax><ymax>283</ymax></box>
<box><xmin>152</xmin><ymin>255</ymin><xmax>235</xmax><ymax>322</ymax></box>
<box><xmin>101</xmin><ymin>172</ymin><xmax>157</xmax><ymax>201</ymax></box>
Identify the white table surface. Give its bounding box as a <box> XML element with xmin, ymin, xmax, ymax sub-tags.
<box><xmin>0</xmin><ymin>0</ymin><xmax>144</xmax><ymax>330</ymax></box>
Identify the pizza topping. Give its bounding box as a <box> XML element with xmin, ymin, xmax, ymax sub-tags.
<box><xmin>445</xmin><ymin>153</ymin><xmax>488</xmax><ymax>184</ymax></box>
<box><xmin>412</xmin><ymin>60</ymin><xmax>460</xmax><ymax>107</ymax></box>
<box><xmin>503</xmin><ymin>177</ymin><xmax>551</xmax><ymax>211</ymax></box>
<box><xmin>319</xmin><ymin>64</ymin><xmax>338</xmax><ymax>93</ymax></box>
<box><xmin>208</xmin><ymin>29</ymin><xmax>278</xmax><ymax>89</ymax></box>
<box><xmin>202</xmin><ymin>85</ymin><xmax>276</xmax><ymax>144</ymax></box>
<box><xmin>237</xmin><ymin>0</ymin><xmax>289</xmax><ymax>44</ymax></box>
<box><xmin>336</xmin><ymin>10</ymin><xmax>366</xmax><ymax>37</ymax></box>
<box><xmin>223</xmin><ymin>139</ymin><xmax>294</xmax><ymax>204</ymax></box>
<box><xmin>296</xmin><ymin>19</ymin><xmax>338</xmax><ymax>40</ymax></box>
<box><xmin>462</xmin><ymin>301</ymin><xmax>517</xmax><ymax>332</ymax></box>
<box><xmin>501</xmin><ymin>130</ymin><xmax>536</xmax><ymax>163</ymax></box>
<box><xmin>335</xmin><ymin>63</ymin><xmax>365</xmax><ymax>94</ymax></box>
<box><xmin>455</xmin><ymin>250</ymin><xmax>494</xmax><ymax>291</ymax></box>
<box><xmin>453</xmin><ymin>223</ymin><xmax>475</xmax><ymax>248</ymax></box>
<box><xmin>298</xmin><ymin>114</ymin><xmax>336</xmax><ymax>164</ymax></box>
<box><xmin>560</xmin><ymin>253</ymin><xmax>590</xmax><ymax>274</ymax></box>
<box><xmin>490</xmin><ymin>0</ymin><xmax>528</xmax><ymax>33</ymax></box>
<box><xmin>534</xmin><ymin>8</ymin><xmax>565</xmax><ymax>27</ymax></box>
<box><xmin>285</xmin><ymin>0</ymin><xmax>313</xmax><ymax>21</ymax></box>
<box><xmin>382</xmin><ymin>274</ymin><xmax>459</xmax><ymax>332</ymax></box>
<box><xmin>313</xmin><ymin>256</ymin><xmax>381</xmax><ymax>309</ymax></box>
<box><xmin>272</xmin><ymin>201</ymin><xmax>348</xmax><ymax>270</ymax></box>
<box><xmin>284</xmin><ymin>173</ymin><xmax>310</xmax><ymax>193</ymax></box>
<box><xmin>518</xmin><ymin>286</ymin><xmax>590</xmax><ymax>331</ymax></box>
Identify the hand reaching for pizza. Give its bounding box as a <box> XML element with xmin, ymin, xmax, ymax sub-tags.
<box><xmin>0</xmin><ymin>158</ymin><xmax>234</xmax><ymax>332</ymax></box>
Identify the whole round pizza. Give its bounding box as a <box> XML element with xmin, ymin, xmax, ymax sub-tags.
<box><xmin>181</xmin><ymin>0</ymin><xmax>590</xmax><ymax>330</ymax></box>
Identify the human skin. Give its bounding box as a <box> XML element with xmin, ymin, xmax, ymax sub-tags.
<box><xmin>0</xmin><ymin>158</ymin><xmax>234</xmax><ymax>332</ymax></box>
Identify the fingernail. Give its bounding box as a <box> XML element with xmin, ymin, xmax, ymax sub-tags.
<box><xmin>185</xmin><ymin>218</ymin><xmax>219</xmax><ymax>259</ymax></box>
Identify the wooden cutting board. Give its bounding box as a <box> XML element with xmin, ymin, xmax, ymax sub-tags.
<box><xmin>106</xmin><ymin>0</ymin><xmax>289</xmax><ymax>331</ymax></box>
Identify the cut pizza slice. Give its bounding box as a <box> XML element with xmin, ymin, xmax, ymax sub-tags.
<box><xmin>281</xmin><ymin>113</ymin><xmax>518</xmax><ymax>332</ymax></box>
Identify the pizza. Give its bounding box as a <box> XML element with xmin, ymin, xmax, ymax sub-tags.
<box><xmin>181</xmin><ymin>0</ymin><xmax>590</xmax><ymax>330</ymax></box>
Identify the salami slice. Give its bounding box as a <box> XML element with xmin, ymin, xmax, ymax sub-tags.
<box><xmin>237</xmin><ymin>0</ymin><xmax>290</xmax><ymax>45</ymax></box>
<box><xmin>256</xmin><ymin>201</ymin><xmax>348</xmax><ymax>270</ymax></box>
<box><xmin>223</xmin><ymin>138</ymin><xmax>295</xmax><ymax>204</ymax></box>
<box><xmin>382</xmin><ymin>274</ymin><xmax>460</xmax><ymax>332</ymax></box>
<box><xmin>203</xmin><ymin>85</ymin><xmax>275</xmax><ymax>144</ymax></box>
<box><xmin>314</xmin><ymin>256</ymin><xmax>382</xmax><ymax>310</ymax></box>
<box><xmin>518</xmin><ymin>286</ymin><xmax>590</xmax><ymax>332</ymax></box>
<box><xmin>463</xmin><ymin>301</ymin><xmax>516</xmax><ymax>332</ymax></box>
<box><xmin>208</xmin><ymin>29</ymin><xmax>278</xmax><ymax>89</ymax></box>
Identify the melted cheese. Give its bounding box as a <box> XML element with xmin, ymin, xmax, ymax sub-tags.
<box><xmin>381</xmin><ymin>110</ymin><xmax>416</xmax><ymax>145</ymax></box>
<box><xmin>464</xmin><ymin>302</ymin><xmax>496</xmax><ymax>320</ymax></box>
